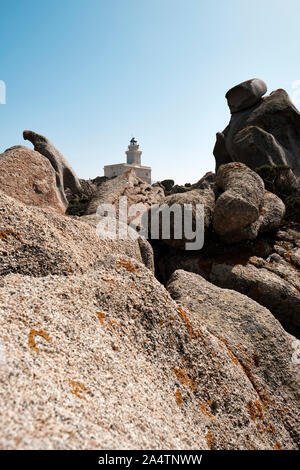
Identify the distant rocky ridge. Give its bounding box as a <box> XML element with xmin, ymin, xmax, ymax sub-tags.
<box><xmin>0</xmin><ymin>79</ymin><xmax>300</xmax><ymax>449</ymax></box>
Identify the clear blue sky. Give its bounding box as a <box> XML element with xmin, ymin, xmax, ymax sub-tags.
<box><xmin>1</xmin><ymin>0</ymin><xmax>300</xmax><ymax>184</ymax></box>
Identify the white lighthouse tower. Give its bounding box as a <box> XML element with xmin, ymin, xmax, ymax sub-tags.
<box><xmin>126</xmin><ymin>137</ymin><xmax>142</xmax><ymax>165</ymax></box>
<box><xmin>104</xmin><ymin>137</ymin><xmax>152</xmax><ymax>183</ymax></box>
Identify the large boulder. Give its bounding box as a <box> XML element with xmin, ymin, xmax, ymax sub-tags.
<box><xmin>213</xmin><ymin>163</ymin><xmax>285</xmax><ymax>243</ymax></box>
<box><xmin>210</xmin><ymin>258</ymin><xmax>300</xmax><ymax>338</ymax></box>
<box><xmin>1</xmin><ymin>261</ymin><xmax>299</xmax><ymax>449</ymax></box>
<box><xmin>258</xmin><ymin>191</ymin><xmax>286</xmax><ymax>233</ymax></box>
<box><xmin>0</xmin><ymin>146</ymin><xmax>66</xmax><ymax>214</ymax></box>
<box><xmin>167</xmin><ymin>270</ymin><xmax>299</xmax><ymax>445</ymax></box>
<box><xmin>213</xmin><ymin>163</ymin><xmax>264</xmax><ymax>243</ymax></box>
<box><xmin>0</xmin><ymin>190</ymin><xmax>144</xmax><ymax>277</ymax></box>
<box><xmin>214</xmin><ymin>82</ymin><xmax>300</xmax><ymax>176</ymax></box>
<box><xmin>23</xmin><ymin>130</ymin><xmax>81</xmax><ymax>209</ymax></box>
<box><xmin>225</xmin><ymin>78</ymin><xmax>267</xmax><ymax>113</ymax></box>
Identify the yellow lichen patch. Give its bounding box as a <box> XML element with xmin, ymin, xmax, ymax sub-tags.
<box><xmin>174</xmin><ymin>367</ymin><xmax>196</xmax><ymax>392</ymax></box>
<box><xmin>0</xmin><ymin>229</ymin><xmax>24</xmax><ymax>243</ymax></box>
<box><xmin>97</xmin><ymin>312</ymin><xmax>107</xmax><ymax>326</ymax></box>
<box><xmin>200</xmin><ymin>401</ymin><xmax>214</xmax><ymax>419</ymax></box>
<box><xmin>274</xmin><ymin>442</ymin><xmax>282</xmax><ymax>450</ymax></box>
<box><xmin>177</xmin><ymin>306</ymin><xmax>195</xmax><ymax>340</ymax></box>
<box><xmin>174</xmin><ymin>388</ymin><xmax>183</xmax><ymax>407</ymax></box>
<box><xmin>28</xmin><ymin>329</ymin><xmax>51</xmax><ymax>354</ymax></box>
<box><xmin>116</xmin><ymin>258</ymin><xmax>138</xmax><ymax>273</ymax></box>
<box><xmin>69</xmin><ymin>380</ymin><xmax>88</xmax><ymax>401</ymax></box>
<box><xmin>206</xmin><ymin>431</ymin><xmax>213</xmax><ymax>450</ymax></box>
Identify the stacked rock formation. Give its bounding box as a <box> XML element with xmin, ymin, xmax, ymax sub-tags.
<box><xmin>0</xmin><ymin>82</ymin><xmax>300</xmax><ymax>450</ymax></box>
<box><xmin>213</xmin><ymin>78</ymin><xmax>300</xmax><ymax>175</ymax></box>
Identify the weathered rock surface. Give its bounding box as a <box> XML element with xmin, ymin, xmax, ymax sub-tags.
<box><xmin>214</xmin><ymin>85</ymin><xmax>300</xmax><ymax>176</ymax></box>
<box><xmin>0</xmin><ymin>146</ymin><xmax>66</xmax><ymax>214</ymax></box>
<box><xmin>167</xmin><ymin>270</ymin><xmax>299</xmax><ymax>444</ymax></box>
<box><xmin>213</xmin><ymin>163</ymin><xmax>265</xmax><ymax>243</ymax></box>
<box><xmin>155</xmin><ymin>225</ymin><xmax>300</xmax><ymax>338</ymax></box>
<box><xmin>138</xmin><ymin>236</ymin><xmax>155</xmax><ymax>273</ymax></box>
<box><xmin>0</xmin><ymin>190</ymin><xmax>143</xmax><ymax>277</ymax></box>
<box><xmin>0</xmin><ymin>260</ymin><xmax>299</xmax><ymax>449</ymax></box>
<box><xmin>86</xmin><ymin>170</ymin><xmax>164</xmax><ymax>216</ymax></box>
<box><xmin>23</xmin><ymin>130</ymin><xmax>81</xmax><ymax>209</ymax></box>
<box><xmin>225</xmin><ymin>78</ymin><xmax>267</xmax><ymax>113</ymax></box>
<box><xmin>258</xmin><ymin>191</ymin><xmax>286</xmax><ymax>233</ymax></box>
<box><xmin>210</xmin><ymin>259</ymin><xmax>300</xmax><ymax>338</ymax></box>
<box><xmin>213</xmin><ymin>163</ymin><xmax>285</xmax><ymax>243</ymax></box>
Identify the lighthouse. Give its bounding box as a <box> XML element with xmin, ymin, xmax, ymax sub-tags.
<box><xmin>104</xmin><ymin>138</ymin><xmax>152</xmax><ymax>183</ymax></box>
<box><xmin>126</xmin><ymin>137</ymin><xmax>142</xmax><ymax>165</ymax></box>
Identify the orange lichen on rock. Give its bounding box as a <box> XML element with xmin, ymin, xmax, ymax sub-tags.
<box><xmin>274</xmin><ymin>441</ymin><xmax>282</xmax><ymax>450</ymax></box>
<box><xmin>197</xmin><ymin>327</ymin><xmax>208</xmax><ymax>346</ymax></box>
<box><xmin>177</xmin><ymin>306</ymin><xmax>195</xmax><ymax>339</ymax></box>
<box><xmin>116</xmin><ymin>258</ymin><xmax>138</xmax><ymax>273</ymax></box>
<box><xmin>247</xmin><ymin>399</ymin><xmax>264</xmax><ymax>423</ymax></box>
<box><xmin>215</xmin><ymin>335</ymin><xmax>240</xmax><ymax>366</ymax></box>
<box><xmin>174</xmin><ymin>388</ymin><xmax>183</xmax><ymax>407</ymax></box>
<box><xmin>69</xmin><ymin>380</ymin><xmax>88</xmax><ymax>401</ymax></box>
<box><xmin>255</xmin><ymin>400</ymin><xmax>264</xmax><ymax>420</ymax></box>
<box><xmin>98</xmin><ymin>313</ymin><xmax>121</xmax><ymax>334</ymax></box>
<box><xmin>247</xmin><ymin>401</ymin><xmax>257</xmax><ymax>422</ymax></box>
<box><xmin>199</xmin><ymin>400</ymin><xmax>214</xmax><ymax>419</ymax></box>
<box><xmin>107</xmin><ymin>320</ymin><xmax>121</xmax><ymax>333</ymax></box>
<box><xmin>0</xmin><ymin>229</ymin><xmax>24</xmax><ymax>243</ymax></box>
<box><xmin>174</xmin><ymin>367</ymin><xmax>196</xmax><ymax>392</ymax></box>
<box><xmin>267</xmin><ymin>424</ymin><xmax>275</xmax><ymax>433</ymax></box>
<box><xmin>241</xmin><ymin>359</ymin><xmax>271</xmax><ymax>406</ymax></box>
<box><xmin>97</xmin><ymin>312</ymin><xmax>107</xmax><ymax>326</ymax></box>
<box><xmin>28</xmin><ymin>329</ymin><xmax>51</xmax><ymax>354</ymax></box>
<box><xmin>206</xmin><ymin>431</ymin><xmax>213</xmax><ymax>449</ymax></box>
